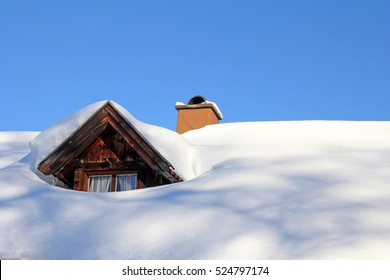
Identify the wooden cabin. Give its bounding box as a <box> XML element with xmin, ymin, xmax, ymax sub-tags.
<box><xmin>38</xmin><ymin>101</ymin><xmax>182</xmax><ymax>192</ymax></box>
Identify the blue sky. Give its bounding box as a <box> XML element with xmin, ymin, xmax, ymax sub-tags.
<box><xmin>1</xmin><ymin>0</ymin><xmax>389</xmax><ymax>132</ymax></box>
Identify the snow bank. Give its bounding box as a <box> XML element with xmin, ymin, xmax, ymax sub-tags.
<box><xmin>183</xmin><ymin>120</ymin><xmax>390</xmax><ymax>177</ymax></box>
<box><xmin>1</xmin><ymin>119</ymin><xmax>390</xmax><ymax>259</ymax></box>
<box><xmin>0</xmin><ymin>132</ymin><xmax>39</xmax><ymax>169</ymax></box>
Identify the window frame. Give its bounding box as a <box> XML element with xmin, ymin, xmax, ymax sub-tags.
<box><xmin>115</xmin><ymin>173</ymin><xmax>138</xmax><ymax>191</ymax></box>
<box><xmin>84</xmin><ymin>171</ymin><xmax>139</xmax><ymax>192</ymax></box>
<box><xmin>88</xmin><ymin>174</ymin><xmax>112</xmax><ymax>192</ymax></box>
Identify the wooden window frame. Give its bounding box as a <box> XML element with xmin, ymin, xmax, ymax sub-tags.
<box><xmin>84</xmin><ymin>170</ymin><xmax>139</xmax><ymax>192</ymax></box>
<box><xmin>115</xmin><ymin>173</ymin><xmax>138</xmax><ymax>191</ymax></box>
<box><xmin>88</xmin><ymin>175</ymin><xmax>112</xmax><ymax>192</ymax></box>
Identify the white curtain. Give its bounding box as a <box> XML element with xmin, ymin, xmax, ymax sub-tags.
<box><xmin>89</xmin><ymin>175</ymin><xmax>112</xmax><ymax>192</ymax></box>
<box><xmin>116</xmin><ymin>174</ymin><xmax>137</xmax><ymax>191</ymax></box>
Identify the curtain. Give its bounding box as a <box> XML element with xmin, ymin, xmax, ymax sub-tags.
<box><xmin>116</xmin><ymin>174</ymin><xmax>137</xmax><ymax>191</ymax></box>
<box><xmin>89</xmin><ymin>175</ymin><xmax>112</xmax><ymax>192</ymax></box>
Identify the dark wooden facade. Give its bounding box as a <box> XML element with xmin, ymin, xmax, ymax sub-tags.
<box><xmin>38</xmin><ymin>101</ymin><xmax>182</xmax><ymax>192</ymax></box>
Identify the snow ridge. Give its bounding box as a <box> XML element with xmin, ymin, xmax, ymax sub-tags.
<box><xmin>1</xmin><ymin>108</ymin><xmax>390</xmax><ymax>259</ymax></box>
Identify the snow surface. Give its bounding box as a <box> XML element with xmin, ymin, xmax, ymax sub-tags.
<box><xmin>1</xmin><ymin>106</ymin><xmax>390</xmax><ymax>259</ymax></box>
<box><xmin>0</xmin><ymin>132</ymin><xmax>39</xmax><ymax>169</ymax></box>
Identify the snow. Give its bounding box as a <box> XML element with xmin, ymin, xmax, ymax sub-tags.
<box><xmin>29</xmin><ymin>101</ymin><xmax>107</xmax><ymax>173</ymax></box>
<box><xmin>0</xmin><ymin>132</ymin><xmax>39</xmax><ymax>169</ymax></box>
<box><xmin>176</xmin><ymin>98</ymin><xmax>223</xmax><ymax>119</ymax></box>
<box><xmin>204</xmin><ymin>100</ymin><xmax>223</xmax><ymax>119</ymax></box>
<box><xmin>1</xmin><ymin>103</ymin><xmax>390</xmax><ymax>259</ymax></box>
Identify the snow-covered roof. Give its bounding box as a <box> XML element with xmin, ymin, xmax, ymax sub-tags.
<box><xmin>3</xmin><ymin>113</ymin><xmax>390</xmax><ymax>259</ymax></box>
<box><xmin>29</xmin><ymin>101</ymin><xmax>195</xmax><ymax>181</ymax></box>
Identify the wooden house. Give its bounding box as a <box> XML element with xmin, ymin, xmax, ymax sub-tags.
<box><xmin>38</xmin><ymin>101</ymin><xmax>182</xmax><ymax>192</ymax></box>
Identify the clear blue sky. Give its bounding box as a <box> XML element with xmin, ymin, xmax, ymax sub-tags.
<box><xmin>1</xmin><ymin>0</ymin><xmax>389</xmax><ymax>132</ymax></box>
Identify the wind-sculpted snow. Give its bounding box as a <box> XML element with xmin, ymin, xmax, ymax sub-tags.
<box><xmin>1</xmin><ymin>120</ymin><xmax>390</xmax><ymax>259</ymax></box>
<box><xmin>0</xmin><ymin>132</ymin><xmax>39</xmax><ymax>169</ymax></box>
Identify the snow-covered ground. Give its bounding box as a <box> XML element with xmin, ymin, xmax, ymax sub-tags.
<box><xmin>0</xmin><ymin>132</ymin><xmax>39</xmax><ymax>169</ymax></box>
<box><xmin>1</xmin><ymin>108</ymin><xmax>390</xmax><ymax>259</ymax></box>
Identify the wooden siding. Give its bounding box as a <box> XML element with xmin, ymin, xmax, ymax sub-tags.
<box><xmin>62</xmin><ymin>125</ymin><xmax>161</xmax><ymax>191</ymax></box>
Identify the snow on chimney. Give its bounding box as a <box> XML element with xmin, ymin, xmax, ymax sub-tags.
<box><xmin>175</xmin><ymin>95</ymin><xmax>223</xmax><ymax>134</ymax></box>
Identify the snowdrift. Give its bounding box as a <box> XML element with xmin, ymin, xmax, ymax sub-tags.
<box><xmin>1</xmin><ymin>111</ymin><xmax>390</xmax><ymax>259</ymax></box>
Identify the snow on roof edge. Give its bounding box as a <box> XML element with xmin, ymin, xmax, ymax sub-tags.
<box><xmin>205</xmin><ymin>100</ymin><xmax>223</xmax><ymax>119</ymax></box>
<box><xmin>175</xmin><ymin>99</ymin><xmax>223</xmax><ymax>119</ymax></box>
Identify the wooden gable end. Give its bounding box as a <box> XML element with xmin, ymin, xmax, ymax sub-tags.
<box><xmin>38</xmin><ymin>102</ymin><xmax>182</xmax><ymax>191</ymax></box>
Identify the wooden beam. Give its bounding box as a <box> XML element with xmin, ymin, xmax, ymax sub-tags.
<box><xmin>77</xmin><ymin>160</ymin><xmax>147</xmax><ymax>170</ymax></box>
<box><xmin>104</xmin><ymin>104</ymin><xmax>172</xmax><ymax>173</ymax></box>
<box><xmin>38</xmin><ymin>111</ymin><xmax>108</xmax><ymax>175</ymax></box>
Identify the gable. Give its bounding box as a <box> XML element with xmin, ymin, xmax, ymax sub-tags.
<box><xmin>38</xmin><ymin>101</ymin><xmax>182</xmax><ymax>190</ymax></box>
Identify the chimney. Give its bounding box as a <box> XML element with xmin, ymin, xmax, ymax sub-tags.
<box><xmin>175</xmin><ymin>95</ymin><xmax>223</xmax><ymax>134</ymax></box>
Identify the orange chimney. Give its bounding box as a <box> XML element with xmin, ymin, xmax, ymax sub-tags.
<box><xmin>176</xmin><ymin>95</ymin><xmax>222</xmax><ymax>134</ymax></box>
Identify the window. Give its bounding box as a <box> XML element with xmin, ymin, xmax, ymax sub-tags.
<box><xmin>88</xmin><ymin>175</ymin><xmax>112</xmax><ymax>192</ymax></box>
<box><xmin>87</xmin><ymin>174</ymin><xmax>137</xmax><ymax>192</ymax></box>
<box><xmin>116</xmin><ymin>174</ymin><xmax>137</xmax><ymax>191</ymax></box>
